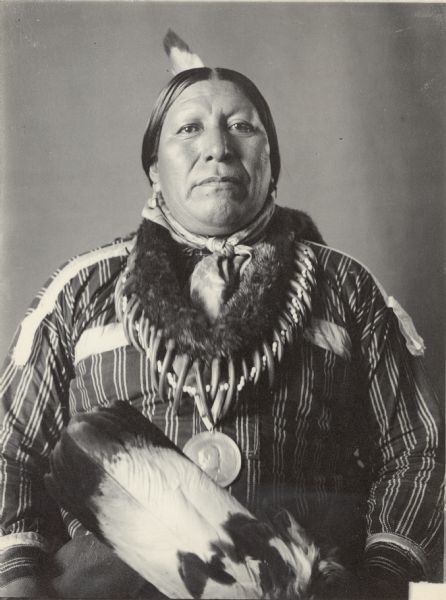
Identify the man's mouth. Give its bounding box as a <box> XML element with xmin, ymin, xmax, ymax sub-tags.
<box><xmin>196</xmin><ymin>176</ymin><xmax>241</xmax><ymax>186</ymax></box>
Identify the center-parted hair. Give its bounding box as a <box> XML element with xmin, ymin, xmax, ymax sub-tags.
<box><xmin>141</xmin><ymin>67</ymin><xmax>281</xmax><ymax>188</ymax></box>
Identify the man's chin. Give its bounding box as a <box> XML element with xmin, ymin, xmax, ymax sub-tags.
<box><xmin>210</xmin><ymin>208</ymin><xmax>249</xmax><ymax>229</ymax></box>
<box><xmin>187</xmin><ymin>214</ymin><xmax>244</xmax><ymax>236</ymax></box>
<box><xmin>193</xmin><ymin>188</ymin><xmax>245</xmax><ymax>206</ymax></box>
<box><xmin>190</xmin><ymin>198</ymin><xmax>247</xmax><ymax>233</ymax></box>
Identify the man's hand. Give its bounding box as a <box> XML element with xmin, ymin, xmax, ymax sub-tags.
<box><xmin>50</xmin><ymin>535</ymin><xmax>150</xmax><ymax>599</ymax></box>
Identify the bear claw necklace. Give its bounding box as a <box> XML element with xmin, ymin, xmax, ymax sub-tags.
<box><xmin>115</xmin><ymin>227</ymin><xmax>316</xmax><ymax>485</ymax></box>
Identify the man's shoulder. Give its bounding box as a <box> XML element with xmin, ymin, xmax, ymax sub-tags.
<box><xmin>305</xmin><ymin>241</ymin><xmax>388</xmax><ymax>310</ymax></box>
<box><xmin>307</xmin><ymin>241</ymin><xmax>375</xmax><ymax>280</ymax></box>
<box><xmin>26</xmin><ymin>234</ymin><xmax>135</xmax><ymax>317</ymax></box>
<box><xmin>11</xmin><ymin>234</ymin><xmax>136</xmax><ymax>367</ymax></box>
<box><xmin>51</xmin><ymin>234</ymin><xmax>135</xmax><ymax>288</ymax></box>
<box><xmin>273</xmin><ymin>206</ymin><xmax>378</xmax><ymax>289</ymax></box>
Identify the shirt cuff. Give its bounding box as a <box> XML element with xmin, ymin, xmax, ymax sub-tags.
<box><xmin>0</xmin><ymin>534</ymin><xmax>49</xmax><ymax>587</ymax></box>
<box><xmin>364</xmin><ymin>534</ymin><xmax>427</xmax><ymax>584</ymax></box>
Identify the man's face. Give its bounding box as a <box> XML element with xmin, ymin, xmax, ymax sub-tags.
<box><xmin>149</xmin><ymin>79</ymin><xmax>271</xmax><ymax>236</ymax></box>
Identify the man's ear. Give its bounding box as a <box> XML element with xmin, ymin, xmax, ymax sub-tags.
<box><xmin>149</xmin><ymin>162</ymin><xmax>160</xmax><ymax>188</ymax></box>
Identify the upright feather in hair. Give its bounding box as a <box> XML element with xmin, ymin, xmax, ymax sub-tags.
<box><xmin>163</xmin><ymin>29</ymin><xmax>205</xmax><ymax>75</ymax></box>
<box><xmin>45</xmin><ymin>402</ymin><xmax>347</xmax><ymax>599</ymax></box>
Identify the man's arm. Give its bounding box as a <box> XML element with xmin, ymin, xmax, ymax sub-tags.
<box><xmin>0</xmin><ymin>276</ymin><xmax>75</xmax><ymax>594</ymax></box>
<box><xmin>349</xmin><ymin>266</ymin><xmax>444</xmax><ymax>595</ymax></box>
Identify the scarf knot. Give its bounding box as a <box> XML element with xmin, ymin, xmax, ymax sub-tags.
<box><xmin>206</xmin><ymin>237</ymin><xmax>234</xmax><ymax>256</ymax></box>
<box><xmin>205</xmin><ymin>238</ymin><xmax>253</xmax><ymax>259</ymax></box>
<box><xmin>142</xmin><ymin>194</ymin><xmax>276</xmax><ymax>321</ymax></box>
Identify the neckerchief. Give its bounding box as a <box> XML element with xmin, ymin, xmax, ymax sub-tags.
<box><xmin>142</xmin><ymin>195</ymin><xmax>276</xmax><ymax>321</ymax></box>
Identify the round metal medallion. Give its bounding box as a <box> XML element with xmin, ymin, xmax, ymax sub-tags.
<box><xmin>183</xmin><ymin>432</ymin><xmax>242</xmax><ymax>488</ymax></box>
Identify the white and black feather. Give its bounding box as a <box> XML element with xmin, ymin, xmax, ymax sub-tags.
<box><xmin>46</xmin><ymin>402</ymin><xmax>347</xmax><ymax>599</ymax></box>
<box><xmin>163</xmin><ymin>29</ymin><xmax>205</xmax><ymax>75</ymax></box>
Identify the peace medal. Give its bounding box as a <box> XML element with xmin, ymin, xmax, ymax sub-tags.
<box><xmin>183</xmin><ymin>431</ymin><xmax>242</xmax><ymax>488</ymax></box>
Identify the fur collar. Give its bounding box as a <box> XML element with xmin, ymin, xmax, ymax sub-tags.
<box><xmin>128</xmin><ymin>206</ymin><xmax>323</xmax><ymax>362</ymax></box>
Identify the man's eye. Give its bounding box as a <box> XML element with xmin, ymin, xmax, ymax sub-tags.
<box><xmin>178</xmin><ymin>124</ymin><xmax>200</xmax><ymax>135</ymax></box>
<box><xmin>229</xmin><ymin>122</ymin><xmax>254</xmax><ymax>134</ymax></box>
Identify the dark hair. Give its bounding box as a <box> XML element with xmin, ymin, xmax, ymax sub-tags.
<box><xmin>141</xmin><ymin>67</ymin><xmax>280</xmax><ymax>188</ymax></box>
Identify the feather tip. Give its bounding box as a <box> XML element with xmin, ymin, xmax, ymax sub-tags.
<box><xmin>163</xmin><ymin>29</ymin><xmax>205</xmax><ymax>75</ymax></box>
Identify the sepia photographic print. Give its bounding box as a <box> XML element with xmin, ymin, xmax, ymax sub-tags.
<box><xmin>0</xmin><ymin>1</ymin><xmax>444</xmax><ymax>599</ymax></box>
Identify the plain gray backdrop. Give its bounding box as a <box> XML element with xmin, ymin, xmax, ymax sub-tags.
<box><xmin>1</xmin><ymin>2</ymin><xmax>444</xmax><ymax>398</ymax></box>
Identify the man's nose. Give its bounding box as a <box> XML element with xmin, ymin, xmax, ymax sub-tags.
<box><xmin>201</xmin><ymin>127</ymin><xmax>233</xmax><ymax>162</ymax></box>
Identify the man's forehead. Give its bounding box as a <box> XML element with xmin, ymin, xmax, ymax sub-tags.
<box><xmin>169</xmin><ymin>80</ymin><xmax>255</xmax><ymax>111</ymax></box>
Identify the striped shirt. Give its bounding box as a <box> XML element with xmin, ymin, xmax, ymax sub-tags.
<box><xmin>0</xmin><ymin>233</ymin><xmax>443</xmax><ymax>589</ymax></box>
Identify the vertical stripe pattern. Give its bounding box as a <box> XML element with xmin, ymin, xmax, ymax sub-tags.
<box><xmin>0</xmin><ymin>237</ymin><xmax>443</xmax><ymax>585</ymax></box>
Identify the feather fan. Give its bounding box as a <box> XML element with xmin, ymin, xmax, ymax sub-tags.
<box><xmin>163</xmin><ymin>29</ymin><xmax>205</xmax><ymax>75</ymax></box>
<box><xmin>45</xmin><ymin>402</ymin><xmax>347</xmax><ymax>599</ymax></box>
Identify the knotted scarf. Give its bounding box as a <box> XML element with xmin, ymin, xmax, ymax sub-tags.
<box><xmin>142</xmin><ymin>195</ymin><xmax>276</xmax><ymax>321</ymax></box>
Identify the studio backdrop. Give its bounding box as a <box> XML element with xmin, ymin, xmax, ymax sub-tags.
<box><xmin>1</xmin><ymin>2</ymin><xmax>444</xmax><ymax>397</ymax></box>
